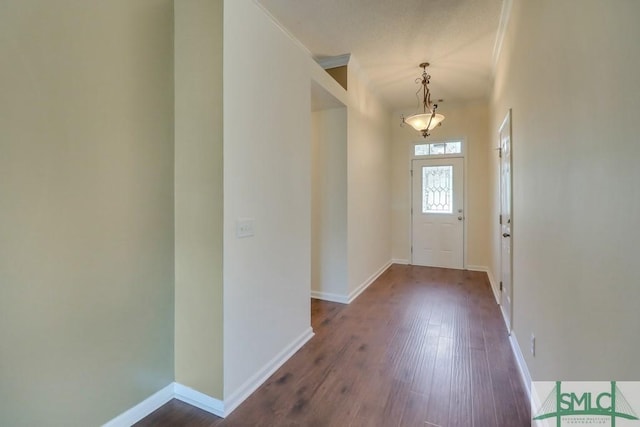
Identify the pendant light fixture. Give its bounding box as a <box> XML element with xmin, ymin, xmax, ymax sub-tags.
<box><xmin>401</xmin><ymin>62</ymin><xmax>445</xmax><ymax>138</ymax></box>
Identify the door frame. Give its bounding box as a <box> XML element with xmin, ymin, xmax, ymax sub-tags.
<box><xmin>409</xmin><ymin>138</ymin><xmax>468</xmax><ymax>268</ymax></box>
<box><xmin>499</xmin><ymin>109</ymin><xmax>513</xmax><ymax>332</ymax></box>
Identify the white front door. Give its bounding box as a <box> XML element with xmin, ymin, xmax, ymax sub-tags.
<box><xmin>411</xmin><ymin>157</ymin><xmax>464</xmax><ymax>269</ymax></box>
<box><xmin>499</xmin><ymin>110</ymin><xmax>513</xmax><ymax>331</ymax></box>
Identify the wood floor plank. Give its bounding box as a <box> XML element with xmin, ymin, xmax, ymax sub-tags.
<box><xmin>398</xmin><ymin>391</ymin><xmax>429</xmax><ymax>427</ymax></box>
<box><xmin>134</xmin><ymin>399</ymin><xmax>222</xmax><ymax>427</ymax></box>
<box><xmin>470</xmin><ymin>348</ymin><xmax>499</xmax><ymax>426</ymax></box>
<box><xmin>378</xmin><ymin>379</ymin><xmax>411</xmax><ymax>426</ymax></box>
<box><xmin>484</xmin><ymin>309</ymin><xmax>531</xmax><ymax>426</ymax></box>
<box><xmin>423</xmin><ymin>336</ymin><xmax>453</xmax><ymax>426</ymax></box>
<box><xmin>448</xmin><ymin>301</ymin><xmax>473</xmax><ymax>427</ymax></box>
<box><xmin>135</xmin><ymin>264</ymin><xmax>530</xmax><ymax>427</ymax></box>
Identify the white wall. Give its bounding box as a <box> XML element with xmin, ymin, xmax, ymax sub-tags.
<box><xmin>0</xmin><ymin>1</ymin><xmax>175</xmax><ymax>425</ymax></box>
<box><xmin>490</xmin><ymin>0</ymin><xmax>640</xmax><ymax>380</ymax></box>
<box><xmin>346</xmin><ymin>59</ymin><xmax>393</xmax><ymax>295</ymax></box>
<box><xmin>391</xmin><ymin>102</ymin><xmax>492</xmax><ymax>272</ymax></box>
<box><xmin>223</xmin><ymin>0</ymin><xmax>313</xmax><ymax>399</ymax></box>
<box><xmin>311</xmin><ymin>107</ymin><xmax>348</xmax><ymax>298</ymax></box>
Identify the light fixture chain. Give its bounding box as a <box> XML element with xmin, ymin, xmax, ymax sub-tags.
<box><xmin>401</xmin><ymin>62</ymin><xmax>444</xmax><ymax>138</ymax></box>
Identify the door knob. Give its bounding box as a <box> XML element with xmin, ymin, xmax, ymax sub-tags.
<box><xmin>503</xmin><ymin>233</ymin><xmax>511</xmax><ymax>238</ymax></box>
<box><xmin>458</xmin><ymin>216</ymin><xmax>463</xmax><ymax>221</ymax></box>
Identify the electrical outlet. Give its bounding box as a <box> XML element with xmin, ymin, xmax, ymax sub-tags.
<box><xmin>530</xmin><ymin>334</ymin><xmax>536</xmax><ymax>357</ymax></box>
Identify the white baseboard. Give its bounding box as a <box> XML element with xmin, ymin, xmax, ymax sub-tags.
<box><xmin>311</xmin><ymin>260</ymin><xmax>393</xmax><ymax>305</ymax></box>
<box><xmin>102</xmin><ymin>383</ymin><xmax>175</xmax><ymax>427</ymax></box>
<box><xmin>466</xmin><ymin>265</ymin><xmax>500</xmax><ymax>304</ymax></box>
<box><xmin>310</xmin><ymin>290</ymin><xmax>349</xmax><ymax>304</ymax></box>
<box><xmin>347</xmin><ymin>260</ymin><xmax>392</xmax><ymax>304</ymax></box>
<box><xmin>468</xmin><ymin>265</ymin><xmax>531</xmax><ymax>402</ymax></box>
<box><xmin>473</xmin><ymin>267</ymin><xmax>532</xmax><ymax>401</ymax></box>
<box><xmin>104</xmin><ymin>327</ymin><xmax>314</xmax><ymax>424</ymax></box>
<box><xmin>509</xmin><ymin>331</ymin><xmax>532</xmax><ymax>400</ymax></box>
<box><xmin>391</xmin><ymin>258</ymin><xmax>410</xmax><ymax>265</ymax></box>
<box><xmin>486</xmin><ymin>269</ymin><xmax>500</xmax><ymax>304</ymax></box>
<box><xmin>174</xmin><ymin>383</ymin><xmax>224</xmax><ymax>417</ymax></box>
<box><xmin>530</xmin><ymin>382</ymin><xmax>551</xmax><ymax>427</ymax></box>
<box><xmin>223</xmin><ymin>326</ymin><xmax>315</xmax><ymax>416</ymax></box>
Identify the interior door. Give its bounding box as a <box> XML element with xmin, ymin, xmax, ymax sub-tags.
<box><xmin>412</xmin><ymin>157</ymin><xmax>464</xmax><ymax>269</ymax></box>
<box><xmin>499</xmin><ymin>110</ymin><xmax>513</xmax><ymax>331</ymax></box>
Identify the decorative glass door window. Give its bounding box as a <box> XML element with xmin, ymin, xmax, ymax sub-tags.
<box><xmin>422</xmin><ymin>165</ymin><xmax>453</xmax><ymax>213</ymax></box>
<box><xmin>414</xmin><ymin>141</ymin><xmax>461</xmax><ymax>156</ymax></box>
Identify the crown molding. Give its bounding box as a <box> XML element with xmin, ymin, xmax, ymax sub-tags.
<box><xmin>492</xmin><ymin>0</ymin><xmax>513</xmax><ymax>69</ymax></box>
<box><xmin>252</xmin><ymin>0</ymin><xmax>312</xmax><ymax>57</ymax></box>
<box><xmin>316</xmin><ymin>54</ymin><xmax>351</xmax><ymax>69</ymax></box>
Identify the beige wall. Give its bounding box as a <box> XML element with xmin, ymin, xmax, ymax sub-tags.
<box><xmin>490</xmin><ymin>0</ymin><xmax>640</xmax><ymax>380</ymax></box>
<box><xmin>0</xmin><ymin>1</ymin><xmax>175</xmax><ymax>425</ymax></box>
<box><xmin>346</xmin><ymin>58</ymin><xmax>392</xmax><ymax>294</ymax></box>
<box><xmin>391</xmin><ymin>102</ymin><xmax>492</xmax><ymax>270</ymax></box>
<box><xmin>311</xmin><ymin>108</ymin><xmax>348</xmax><ymax>298</ymax></box>
<box><xmin>174</xmin><ymin>0</ymin><xmax>224</xmax><ymax>398</ymax></box>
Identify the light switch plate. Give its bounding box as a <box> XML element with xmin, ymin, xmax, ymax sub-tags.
<box><xmin>236</xmin><ymin>218</ymin><xmax>255</xmax><ymax>238</ymax></box>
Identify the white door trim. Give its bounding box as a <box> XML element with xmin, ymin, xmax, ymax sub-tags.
<box><xmin>409</xmin><ymin>139</ymin><xmax>467</xmax><ymax>268</ymax></box>
<box><xmin>499</xmin><ymin>109</ymin><xmax>513</xmax><ymax>333</ymax></box>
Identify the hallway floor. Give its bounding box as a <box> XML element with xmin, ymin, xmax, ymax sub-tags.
<box><xmin>136</xmin><ymin>264</ymin><xmax>530</xmax><ymax>426</ymax></box>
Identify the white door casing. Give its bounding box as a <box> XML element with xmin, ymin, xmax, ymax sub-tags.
<box><xmin>411</xmin><ymin>157</ymin><xmax>464</xmax><ymax>269</ymax></box>
<box><xmin>499</xmin><ymin>110</ymin><xmax>513</xmax><ymax>332</ymax></box>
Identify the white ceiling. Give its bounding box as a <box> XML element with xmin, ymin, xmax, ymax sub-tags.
<box><xmin>258</xmin><ymin>0</ymin><xmax>504</xmax><ymax>110</ymax></box>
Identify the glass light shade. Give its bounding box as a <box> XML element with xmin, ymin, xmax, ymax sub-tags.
<box><xmin>404</xmin><ymin>112</ymin><xmax>445</xmax><ymax>132</ymax></box>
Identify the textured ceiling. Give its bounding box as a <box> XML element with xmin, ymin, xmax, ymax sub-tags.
<box><xmin>258</xmin><ymin>0</ymin><xmax>504</xmax><ymax>110</ymax></box>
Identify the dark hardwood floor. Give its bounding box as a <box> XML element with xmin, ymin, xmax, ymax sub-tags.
<box><xmin>136</xmin><ymin>264</ymin><xmax>530</xmax><ymax>426</ymax></box>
